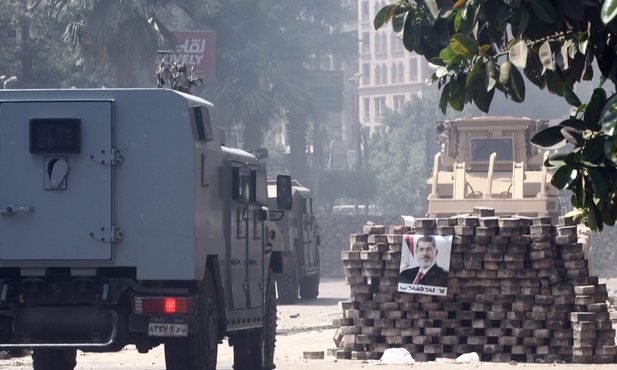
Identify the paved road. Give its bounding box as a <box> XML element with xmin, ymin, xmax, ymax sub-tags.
<box><xmin>2</xmin><ymin>278</ymin><xmax>617</xmax><ymax>369</ymax></box>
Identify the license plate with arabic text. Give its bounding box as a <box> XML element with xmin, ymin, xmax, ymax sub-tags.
<box><xmin>148</xmin><ymin>322</ymin><xmax>189</xmax><ymax>337</ymax></box>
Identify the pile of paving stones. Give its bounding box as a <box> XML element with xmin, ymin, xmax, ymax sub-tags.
<box><xmin>332</xmin><ymin>208</ymin><xmax>616</xmax><ymax>364</ymax></box>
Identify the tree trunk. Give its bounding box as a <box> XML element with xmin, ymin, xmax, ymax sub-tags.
<box><xmin>18</xmin><ymin>21</ymin><xmax>33</xmax><ymax>82</ymax></box>
<box><xmin>287</xmin><ymin>112</ymin><xmax>309</xmax><ymax>185</ymax></box>
<box><xmin>243</xmin><ymin>117</ymin><xmax>264</xmax><ymax>152</ymax></box>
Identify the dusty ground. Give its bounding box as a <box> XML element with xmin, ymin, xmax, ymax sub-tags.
<box><xmin>2</xmin><ymin>278</ymin><xmax>617</xmax><ymax>369</ymax></box>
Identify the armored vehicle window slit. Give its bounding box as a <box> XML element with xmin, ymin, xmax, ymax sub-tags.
<box><xmin>193</xmin><ymin>106</ymin><xmax>213</xmax><ymax>141</ymax></box>
<box><xmin>471</xmin><ymin>138</ymin><xmax>512</xmax><ymax>162</ymax></box>
<box><xmin>232</xmin><ymin>167</ymin><xmax>253</xmax><ymax>203</ymax></box>
<box><xmin>30</xmin><ymin>118</ymin><xmax>81</xmax><ymax>153</ymax></box>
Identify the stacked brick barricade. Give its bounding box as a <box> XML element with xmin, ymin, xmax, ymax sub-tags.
<box><xmin>333</xmin><ymin>208</ymin><xmax>617</xmax><ymax>364</ymax></box>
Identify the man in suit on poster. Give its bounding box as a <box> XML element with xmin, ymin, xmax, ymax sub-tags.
<box><xmin>399</xmin><ymin>235</ymin><xmax>448</xmax><ymax>287</ymax></box>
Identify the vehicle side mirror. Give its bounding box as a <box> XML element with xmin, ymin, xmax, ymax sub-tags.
<box><xmin>276</xmin><ymin>175</ymin><xmax>292</xmax><ymax>210</ymax></box>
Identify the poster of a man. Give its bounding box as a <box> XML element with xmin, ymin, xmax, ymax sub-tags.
<box><xmin>398</xmin><ymin>234</ymin><xmax>453</xmax><ymax>296</ymax></box>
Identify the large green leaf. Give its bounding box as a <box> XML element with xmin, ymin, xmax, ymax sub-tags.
<box><xmin>459</xmin><ymin>4</ymin><xmax>477</xmax><ymax>36</ymax></box>
<box><xmin>563</xmin><ymin>84</ymin><xmax>582</xmax><ymax>107</ymax></box>
<box><xmin>439</xmin><ymin>83</ymin><xmax>450</xmax><ymax>114</ymax></box>
<box><xmin>531</xmin><ymin>0</ymin><xmax>556</xmax><ymax>23</ymax></box>
<box><xmin>450</xmin><ymin>33</ymin><xmax>479</xmax><ymax>58</ymax></box>
<box><xmin>539</xmin><ymin>41</ymin><xmax>553</xmax><ymax>71</ymax></box>
<box><xmin>560</xmin><ymin>118</ymin><xmax>588</xmax><ymax>131</ymax></box>
<box><xmin>545</xmin><ymin>152</ymin><xmax>568</xmax><ymax>167</ymax></box>
<box><xmin>510</xmin><ymin>63</ymin><xmax>526</xmax><ymax>102</ymax></box>
<box><xmin>531</xmin><ymin>125</ymin><xmax>566</xmax><ymax>148</ymax></box>
<box><xmin>392</xmin><ymin>8</ymin><xmax>407</xmax><ymax>35</ymax></box>
<box><xmin>472</xmin><ymin>74</ymin><xmax>494</xmax><ymax>113</ymax></box>
<box><xmin>466</xmin><ymin>59</ymin><xmax>483</xmax><ymax>86</ymax></box>
<box><xmin>588</xmin><ymin>168</ymin><xmax>609</xmax><ymax>200</ymax></box>
<box><xmin>448</xmin><ymin>76</ymin><xmax>466</xmax><ymax>111</ymax></box>
<box><xmin>584</xmin><ymin>88</ymin><xmax>607</xmax><ymax>131</ymax></box>
<box><xmin>600</xmin><ymin>93</ymin><xmax>617</xmax><ymax>136</ymax></box>
<box><xmin>551</xmin><ymin>165</ymin><xmax>576</xmax><ymax>189</ymax></box>
<box><xmin>403</xmin><ymin>14</ymin><xmax>420</xmax><ymax>51</ymax></box>
<box><xmin>485</xmin><ymin>58</ymin><xmax>497</xmax><ymax>91</ymax></box>
<box><xmin>601</xmin><ymin>0</ymin><xmax>617</xmax><ymax>24</ymax></box>
<box><xmin>523</xmin><ymin>52</ymin><xmax>545</xmax><ymax>88</ymax></box>
<box><xmin>509</xmin><ymin>38</ymin><xmax>528</xmax><ymax>68</ymax></box>
<box><xmin>500</xmin><ymin>60</ymin><xmax>525</xmax><ymax>102</ymax></box>
<box><xmin>424</xmin><ymin>0</ymin><xmax>440</xmax><ymax>19</ymax></box>
<box><xmin>374</xmin><ymin>5</ymin><xmax>394</xmax><ymax>29</ymax></box>
<box><xmin>587</xmin><ymin>203</ymin><xmax>600</xmax><ymax>232</ymax></box>
<box><xmin>561</xmin><ymin>126</ymin><xmax>584</xmax><ymax>146</ymax></box>
<box><xmin>511</xmin><ymin>7</ymin><xmax>529</xmax><ymax>37</ymax></box>
<box><xmin>439</xmin><ymin>45</ymin><xmax>462</xmax><ymax>65</ymax></box>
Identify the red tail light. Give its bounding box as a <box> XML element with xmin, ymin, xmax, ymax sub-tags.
<box><xmin>134</xmin><ymin>296</ymin><xmax>195</xmax><ymax>315</ymax></box>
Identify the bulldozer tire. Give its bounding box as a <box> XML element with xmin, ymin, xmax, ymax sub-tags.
<box><xmin>32</xmin><ymin>348</ymin><xmax>77</xmax><ymax>370</ymax></box>
<box><xmin>276</xmin><ymin>270</ymin><xmax>298</xmax><ymax>304</ymax></box>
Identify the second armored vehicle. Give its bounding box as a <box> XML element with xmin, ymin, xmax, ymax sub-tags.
<box><xmin>267</xmin><ymin>180</ymin><xmax>320</xmax><ymax>304</ymax></box>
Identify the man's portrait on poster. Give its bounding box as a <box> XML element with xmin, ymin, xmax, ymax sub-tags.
<box><xmin>398</xmin><ymin>234</ymin><xmax>453</xmax><ymax>296</ymax></box>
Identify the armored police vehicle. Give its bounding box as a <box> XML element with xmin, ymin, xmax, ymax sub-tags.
<box><xmin>0</xmin><ymin>88</ymin><xmax>291</xmax><ymax>370</ymax></box>
<box><xmin>267</xmin><ymin>180</ymin><xmax>320</xmax><ymax>304</ymax></box>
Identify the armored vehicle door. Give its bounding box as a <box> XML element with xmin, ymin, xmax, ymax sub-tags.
<box><xmin>299</xmin><ymin>196</ymin><xmax>317</xmax><ymax>268</ymax></box>
<box><xmin>229</xmin><ymin>163</ymin><xmax>265</xmax><ymax>310</ymax></box>
<box><xmin>0</xmin><ymin>101</ymin><xmax>115</xmax><ymax>261</ymax></box>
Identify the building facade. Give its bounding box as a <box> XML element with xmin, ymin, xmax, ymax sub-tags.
<box><xmin>356</xmin><ymin>0</ymin><xmax>437</xmax><ymax>136</ymax></box>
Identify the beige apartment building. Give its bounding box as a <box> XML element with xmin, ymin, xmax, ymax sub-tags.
<box><xmin>356</xmin><ymin>0</ymin><xmax>437</xmax><ymax>136</ymax></box>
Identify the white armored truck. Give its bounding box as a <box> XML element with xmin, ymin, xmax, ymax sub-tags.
<box><xmin>0</xmin><ymin>88</ymin><xmax>292</xmax><ymax>370</ymax></box>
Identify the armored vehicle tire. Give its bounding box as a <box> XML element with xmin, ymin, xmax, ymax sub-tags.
<box><xmin>32</xmin><ymin>348</ymin><xmax>77</xmax><ymax>370</ymax></box>
<box><xmin>299</xmin><ymin>247</ymin><xmax>320</xmax><ymax>300</ymax></box>
<box><xmin>233</xmin><ymin>268</ymin><xmax>276</xmax><ymax>370</ymax></box>
<box><xmin>164</xmin><ymin>273</ymin><xmax>218</xmax><ymax>370</ymax></box>
<box><xmin>275</xmin><ymin>269</ymin><xmax>298</xmax><ymax>304</ymax></box>
<box><xmin>299</xmin><ymin>273</ymin><xmax>319</xmax><ymax>300</ymax></box>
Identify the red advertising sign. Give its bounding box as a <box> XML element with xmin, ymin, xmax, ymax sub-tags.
<box><xmin>172</xmin><ymin>30</ymin><xmax>215</xmax><ymax>84</ymax></box>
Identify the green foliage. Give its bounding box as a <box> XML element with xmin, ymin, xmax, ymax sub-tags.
<box><xmin>0</xmin><ymin>1</ymin><xmax>111</xmax><ymax>88</ymax></box>
<box><xmin>368</xmin><ymin>94</ymin><xmax>477</xmax><ymax>215</ymax></box>
<box><xmin>376</xmin><ymin>0</ymin><xmax>617</xmax><ymax>232</ymax></box>
<box><xmin>43</xmin><ymin>0</ymin><xmax>206</xmax><ymax>87</ymax></box>
<box><xmin>201</xmin><ymin>0</ymin><xmax>355</xmax><ymax>150</ymax></box>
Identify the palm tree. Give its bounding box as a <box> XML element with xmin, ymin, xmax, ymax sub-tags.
<box><xmin>44</xmin><ymin>0</ymin><xmax>206</xmax><ymax>87</ymax></box>
<box><xmin>201</xmin><ymin>0</ymin><xmax>356</xmax><ymax>159</ymax></box>
<box><xmin>201</xmin><ymin>0</ymin><xmax>313</xmax><ymax>151</ymax></box>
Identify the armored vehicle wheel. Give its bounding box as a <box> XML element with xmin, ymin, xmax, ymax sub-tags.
<box><xmin>299</xmin><ymin>273</ymin><xmax>319</xmax><ymax>299</ymax></box>
<box><xmin>275</xmin><ymin>269</ymin><xmax>298</xmax><ymax>304</ymax></box>
<box><xmin>299</xmin><ymin>247</ymin><xmax>320</xmax><ymax>300</ymax></box>
<box><xmin>233</xmin><ymin>269</ymin><xmax>276</xmax><ymax>370</ymax></box>
<box><xmin>165</xmin><ymin>273</ymin><xmax>218</xmax><ymax>370</ymax></box>
<box><xmin>32</xmin><ymin>348</ymin><xmax>76</xmax><ymax>370</ymax></box>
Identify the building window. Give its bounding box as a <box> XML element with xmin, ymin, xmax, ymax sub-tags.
<box><xmin>363</xmin><ymin>97</ymin><xmax>370</xmax><ymax>118</ymax></box>
<box><xmin>375</xmin><ymin>66</ymin><xmax>381</xmax><ymax>85</ymax></box>
<box><xmin>393</xmin><ymin>95</ymin><xmax>405</xmax><ymax>112</ymax></box>
<box><xmin>362</xmin><ymin>31</ymin><xmax>370</xmax><ymax>55</ymax></box>
<box><xmin>375</xmin><ymin>33</ymin><xmax>386</xmax><ymax>54</ymax></box>
<box><xmin>398</xmin><ymin>62</ymin><xmax>404</xmax><ymax>83</ymax></box>
<box><xmin>391</xmin><ymin>63</ymin><xmax>397</xmax><ymax>84</ymax></box>
<box><xmin>409</xmin><ymin>57</ymin><xmax>419</xmax><ymax>82</ymax></box>
<box><xmin>391</xmin><ymin>33</ymin><xmax>402</xmax><ymax>52</ymax></box>
<box><xmin>374</xmin><ymin>97</ymin><xmax>386</xmax><ymax>117</ymax></box>
<box><xmin>361</xmin><ymin>1</ymin><xmax>369</xmax><ymax>22</ymax></box>
<box><xmin>381</xmin><ymin>65</ymin><xmax>388</xmax><ymax>85</ymax></box>
<box><xmin>362</xmin><ymin>63</ymin><xmax>370</xmax><ymax>85</ymax></box>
